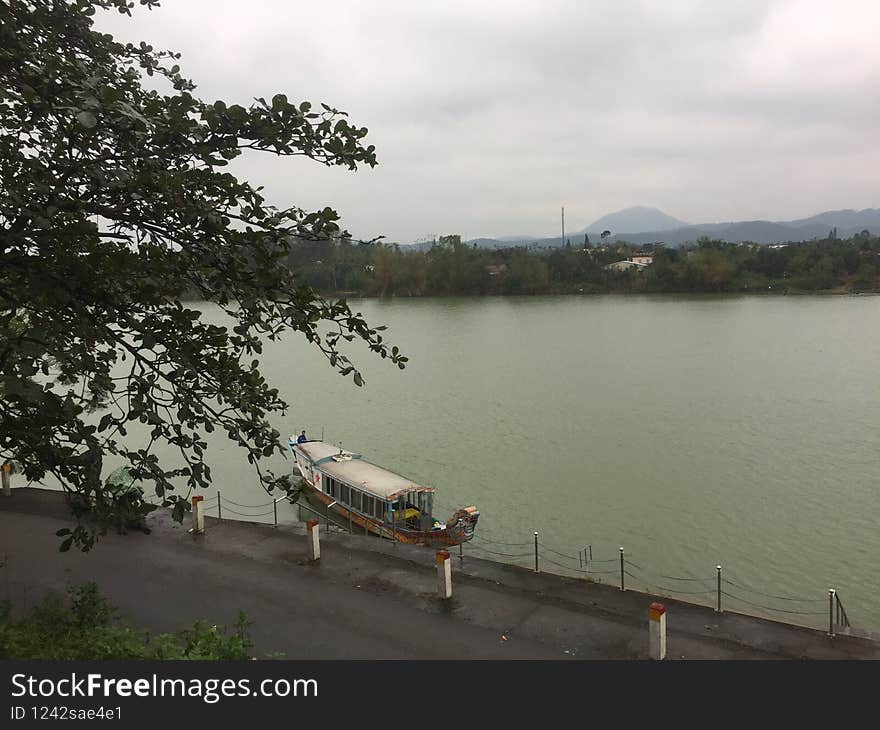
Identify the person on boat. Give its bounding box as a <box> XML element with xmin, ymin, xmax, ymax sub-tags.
<box><xmin>297</xmin><ymin>430</ymin><xmax>308</xmax><ymax>444</ymax></box>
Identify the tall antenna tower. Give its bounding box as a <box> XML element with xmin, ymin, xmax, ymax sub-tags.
<box><xmin>561</xmin><ymin>206</ymin><xmax>565</xmax><ymax>246</ymax></box>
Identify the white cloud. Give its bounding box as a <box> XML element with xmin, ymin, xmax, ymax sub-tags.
<box><xmin>95</xmin><ymin>0</ymin><xmax>880</xmax><ymax>240</ymax></box>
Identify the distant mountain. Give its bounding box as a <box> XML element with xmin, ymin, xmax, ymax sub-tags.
<box><xmin>399</xmin><ymin>207</ymin><xmax>880</xmax><ymax>250</ymax></box>
<box><xmin>583</xmin><ymin>206</ymin><xmax>688</xmax><ymax>235</ymax></box>
<box><xmin>787</xmin><ymin>208</ymin><xmax>880</xmax><ymax>231</ymax></box>
<box><xmin>598</xmin><ymin>209</ymin><xmax>880</xmax><ymax>246</ymax></box>
<box><xmin>590</xmin><ymin>221</ymin><xmax>824</xmax><ymax>247</ymax></box>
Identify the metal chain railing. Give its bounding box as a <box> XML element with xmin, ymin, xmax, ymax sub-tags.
<box><xmin>143</xmin><ymin>491</ymin><xmax>281</xmax><ymax>524</ymax></box>
<box><xmin>721</xmin><ymin>576</ymin><xmax>827</xmax><ymax>604</ymax></box>
<box><xmin>719</xmin><ymin>590</ymin><xmax>825</xmax><ymax>617</ymax></box>
<box><xmin>138</xmin><ymin>492</ymin><xmax>857</xmax><ymax>633</ymax></box>
<box><xmin>835</xmin><ymin>593</ymin><xmax>851</xmax><ymax>628</ymax></box>
<box><xmin>463</xmin><ymin>530</ymin><xmax>854</xmax><ymax>633</ymax></box>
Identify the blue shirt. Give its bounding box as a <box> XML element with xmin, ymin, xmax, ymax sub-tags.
<box><xmin>297</xmin><ymin>434</ymin><xmax>307</xmax><ymax>443</ymax></box>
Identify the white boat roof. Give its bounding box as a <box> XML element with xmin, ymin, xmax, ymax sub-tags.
<box><xmin>295</xmin><ymin>441</ymin><xmax>435</xmax><ymax>500</ymax></box>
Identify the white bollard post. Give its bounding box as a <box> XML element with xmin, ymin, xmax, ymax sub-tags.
<box><xmin>436</xmin><ymin>550</ymin><xmax>452</xmax><ymax>599</ymax></box>
<box><xmin>191</xmin><ymin>495</ymin><xmax>205</xmax><ymax>535</ymax></box>
<box><xmin>649</xmin><ymin>602</ymin><xmax>667</xmax><ymax>660</ymax></box>
<box><xmin>1</xmin><ymin>463</ymin><xmax>11</xmax><ymax>497</ymax></box>
<box><xmin>307</xmin><ymin>518</ymin><xmax>321</xmax><ymax>561</ymax></box>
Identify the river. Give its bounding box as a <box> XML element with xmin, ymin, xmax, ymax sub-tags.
<box><xmin>51</xmin><ymin>295</ymin><xmax>880</xmax><ymax>631</ymax></box>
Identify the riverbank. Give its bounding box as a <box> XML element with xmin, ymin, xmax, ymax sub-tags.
<box><xmin>282</xmin><ymin>234</ymin><xmax>880</xmax><ymax>298</ymax></box>
<box><xmin>315</xmin><ymin>287</ymin><xmax>880</xmax><ymax>299</ymax></box>
<box><xmin>181</xmin><ymin>286</ymin><xmax>880</xmax><ymax>298</ymax></box>
<box><xmin>1</xmin><ymin>489</ymin><xmax>877</xmax><ymax>659</ymax></box>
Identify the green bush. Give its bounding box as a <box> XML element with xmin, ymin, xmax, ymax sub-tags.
<box><xmin>0</xmin><ymin>583</ymin><xmax>269</xmax><ymax>659</ymax></box>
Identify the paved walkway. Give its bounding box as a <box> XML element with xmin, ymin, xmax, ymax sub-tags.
<box><xmin>1</xmin><ymin>489</ymin><xmax>877</xmax><ymax>659</ymax></box>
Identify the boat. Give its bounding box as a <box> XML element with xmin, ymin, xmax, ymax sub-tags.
<box><xmin>288</xmin><ymin>437</ymin><xmax>479</xmax><ymax>546</ymax></box>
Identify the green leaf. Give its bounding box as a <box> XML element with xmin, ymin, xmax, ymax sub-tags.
<box><xmin>76</xmin><ymin>111</ymin><xmax>98</xmax><ymax>129</ymax></box>
<box><xmin>1</xmin><ymin>0</ymin><xmax>395</xmax><ymax>554</ymax></box>
<box><xmin>76</xmin><ymin>111</ymin><xmax>97</xmax><ymax>128</ymax></box>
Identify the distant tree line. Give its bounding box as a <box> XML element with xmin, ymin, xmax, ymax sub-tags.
<box><xmin>283</xmin><ymin>232</ymin><xmax>880</xmax><ymax>297</ymax></box>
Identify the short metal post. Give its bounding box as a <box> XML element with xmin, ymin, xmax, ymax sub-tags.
<box><xmin>716</xmin><ymin>565</ymin><xmax>722</xmax><ymax>613</ymax></box>
<box><xmin>619</xmin><ymin>547</ymin><xmax>625</xmax><ymax>591</ymax></box>
<box><xmin>1</xmin><ymin>463</ymin><xmax>11</xmax><ymax>497</ymax></box>
<box><xmin>534</xmin><ymin>531</ymin><xmax>539</xmax><ymax>572</ymax></box>
<box><xmin>589</xmin><ymin>545</ymin><xmax>592</xmax><ymax>561</ymax></box>
<box><xmin>273</xmin><ymin>499</ymin><xmax>278</xmax><ymax>527</ymax></box>
<box><xmin>828</xmin><ymin>589</ymin><xmax>835</xmax><ymax>637</ymax></box>
<box><xmin>217</xmin><ymin>491</ymin><xmax>222</xmax><ymax>520</ymax></box>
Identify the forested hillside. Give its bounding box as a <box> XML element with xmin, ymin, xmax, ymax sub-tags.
<box><xmin>285</xmin><ymin>233</ymin><xmax>880</xmax><ymax>297</ymax></box>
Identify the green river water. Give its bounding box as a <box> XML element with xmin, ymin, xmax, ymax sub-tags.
<box><xmin>46</xmin><ymin>295</ymin><xmax>880</xmax><ymax>631</ymax></box>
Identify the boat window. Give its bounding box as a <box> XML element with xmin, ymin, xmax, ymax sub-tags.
<box><xmin>350</xmin><ymin>489</ymin><xmax>362</xmax><ymax>512</ymax></box>
<box><xmin>340</xmin><ymin>483</ymin><xmax>350</xmax><ymax>505</ymax></box>
<box><xmin>418</xmin><ymin>492</ymin><xmax>433</xmax><ymax>517</ymax></box>
<box><xmin>375</xmin><ymin>499</ymin><xmax>386</xmax><ymax>519</ymax></box>
<box><xmin>363</xmin><ymin>494</ymin><xmax>374</xmax><ymax>517</ymax></box>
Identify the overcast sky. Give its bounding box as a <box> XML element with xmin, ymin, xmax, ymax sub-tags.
<box><xmin>96</xmin><ymin>0</ymin><xmax>880</xmax><ymax>242</ymax></box>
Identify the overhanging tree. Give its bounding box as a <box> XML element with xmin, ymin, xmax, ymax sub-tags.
<box><xmin>0</xmin><ymin>0</ymin><xmax>406</xmax><ymax>550</ymax></box>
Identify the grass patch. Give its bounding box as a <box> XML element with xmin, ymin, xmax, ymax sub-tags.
<box><xmin>0</xmin><ymin>582</ymin><xmax>277</xmax><ymax>659</ymax></box>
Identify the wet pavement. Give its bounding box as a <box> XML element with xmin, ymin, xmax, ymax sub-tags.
<box><xmin>1</xmin><ymin>488</ymin><xmax>877</xmax><ymax>659</ymax></box>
